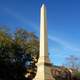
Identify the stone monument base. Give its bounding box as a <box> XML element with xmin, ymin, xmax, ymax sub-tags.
<box><xmin>33</xmin><ymin>57</ymin><xmax>55</xmax><ymax>80</ymax></box>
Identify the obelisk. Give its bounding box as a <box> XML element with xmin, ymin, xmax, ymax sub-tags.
<box><xmin>34</xmin><ymin>4</ymin><xmax>55</xmax><ymax>80</ymax></box>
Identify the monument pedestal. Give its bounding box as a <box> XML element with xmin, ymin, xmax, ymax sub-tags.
<box><xmin>34</xmin><ymin>57</ymin><xmax>55</xmax><ymax>80</ymax></box>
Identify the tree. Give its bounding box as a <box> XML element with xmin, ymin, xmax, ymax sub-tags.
<box><xmin>0</xmin><ymin>26</ymin><xmax>39</xmax><ymax>80</ymax></box>
<box><xmin>64</xmin><ymin>55</ymin><xmax>80</xmax><ymax>71</ymax></box>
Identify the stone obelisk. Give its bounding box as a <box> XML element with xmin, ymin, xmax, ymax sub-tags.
<box><xmin>34</xmin><ymin>4</ymin><xmax>55</xmax><ymax>80</ymax></box>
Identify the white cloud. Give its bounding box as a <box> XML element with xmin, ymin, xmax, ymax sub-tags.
<box><xmin>3</xmin><ymin>7</ymin><xmax>39</xmax><ymax>32</ymax></box>
<box><xmin>48</xmin><ymin>35</ymin><xmax>80</xmax><ymax>52</ymax></box>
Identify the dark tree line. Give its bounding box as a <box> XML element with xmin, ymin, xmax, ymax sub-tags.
<box><xmin>0</xmin><ymin>26</ymin><xmax>39</xmax><ymax>80</ymax></box>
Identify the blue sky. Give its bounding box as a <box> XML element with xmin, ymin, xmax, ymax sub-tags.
<box><xmin>0</xmin><ymin>0</ymin><xmax>80</xmax><ymax>66</ymax></box>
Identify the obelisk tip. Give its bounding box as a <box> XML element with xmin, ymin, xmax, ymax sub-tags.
<box><xmin>41</xmin><ymin>4</ymin><xmax>45</xmax><ymax>8</ymax></box>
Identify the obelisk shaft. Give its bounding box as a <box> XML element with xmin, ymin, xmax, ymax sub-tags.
<box><xmin>34</xmin><ymin>4</ymin><xmax>55</xmax><ymax>80</ymax></box>
<box><xmin>40</xmin><ymin>4</ymin><xmax>48</xmax><ymax>58</ymax></box>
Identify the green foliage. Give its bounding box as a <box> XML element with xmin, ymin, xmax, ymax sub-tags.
<box><xmin>0</xmin><ymin>27</ymin><xmax>39</xmax><ymax>80</ymax></box>
<box><xmin>73</xmin><ymin>72</ymin><xmax>80</xmax><ymax>78</ymax></box>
